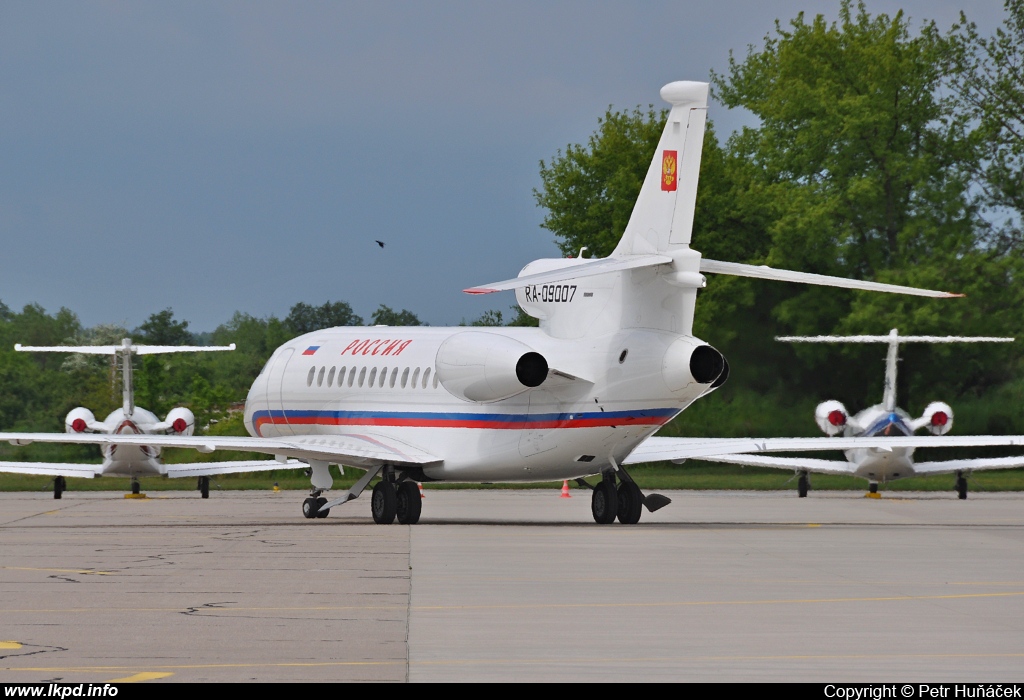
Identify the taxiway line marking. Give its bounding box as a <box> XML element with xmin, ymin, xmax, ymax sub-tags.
<box><xmin>107</xmin><ymin>672</ymin><xmax>174</xmax><ymax>683</ymax></box>
<box><xmin>2</xmin><ymin>566</ymin><xmax>114</xmax><ymax>575</ymax></box>
<box><xmin>3</xmin><ymin>589</ymin><xmax>1023</xmax><ymax>615</ymax></box>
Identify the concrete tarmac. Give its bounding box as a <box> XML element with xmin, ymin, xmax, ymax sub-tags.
<box><xmin>1</xmin><ymin>488</ymin><xmax>1022</xmax><ymax>682</ymax></box>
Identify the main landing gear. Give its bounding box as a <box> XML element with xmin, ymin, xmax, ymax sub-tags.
<box><xmin>53</xmin><ymin>476</ymin><xmax>66</xmax><ymax>500</ymax></box>
<box><xmin>581</xmin><ymin>467</ymin><xmax>669</xmax><ymax>524</ymax></box>
<box><xmin>197</xmin><ymin>476</ymin><xmax>210</xmax><ymax>499</ymax></box>
<box><xmin>302</xmin><ymin>494</ymin><xmax>330</xmax><ymax>519</ymax></box>
<box><xmin>371</xmin><ymin>474</ymin><xmax>422</xmax><ymax>525</ymax></box>
<box><xmin>797</xmin><ymin>471</ymin><xmax>810</xmax><ymax>498</ymax></box>
<box><xmin>955</xmin><ymin>470</ymin><xmax>968</xmax><ymax>500</ymax></box>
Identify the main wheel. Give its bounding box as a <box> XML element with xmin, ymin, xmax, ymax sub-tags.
<box><xmin>199</xmin><ymin>476</ymin><xmax>210</xmax><ymax>499</ymax></box>
<box><xmin>302</xmin><ymin>497</ymin><xmax>319</xmax><ymax>519</ymax></box>
<box><xmin>396</xmin><ymin>481</ymin><xmax>422</xmax><ymax>524</ymax></box>
<box><xmin>315</xmin><ymin>496</ymin><xmax>330</xmax><ymax>518</ymax></box>
<box><xmin>371</xmin><ymin>480</ymin><xmax>397</xmax><ymax>524</ymax></box>
<box><xmin>956</xmin><ymin>476</ymin><xmax>968</xmax><ymax>500</ymax></box>
<box><xmin>616</xmin><ymin>481</ymin><xmax>643</xmax><ymax>524</ymax></box>
<box><xmin>131</xmin><ymin>480</ymin><xmax>141</xmax><ymax>495</ymax></box>
<box><xmin>798</xmin><ymin>474</ymin><xmax>809</xmax><ymax>498</ymax></box>
<box><xmin>54</xmin><ymin>476</ymin><xmax>65</xmax><ymax>500</ymax></box>
<box><xmin>591</xmin><ymin>480</ymin><xmax>618</xmax><ymax>524</ymax></box>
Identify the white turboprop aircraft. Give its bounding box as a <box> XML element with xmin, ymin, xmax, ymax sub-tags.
<box><xmin>4</xmin><ymin>80</ymin><xmax>1024</xmax><ymax>523</ymax></box>
<box><xmin>684</xmin><ymin>330</ymin><xmax>1020</xmax><ymax>499</ymax></box>
<box><xmin>4</xmin><ymin>339</ymin><xmax>299</xmax><ymax>498</ymax></box>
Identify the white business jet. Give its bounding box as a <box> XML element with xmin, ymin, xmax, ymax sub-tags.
<box><xmin>4</xmin><ymin>339</ymin><xmax>298</xmax><ymax>498</ymax></box>
<box><xmin>5</xmin><ymin>81</ymin><xmax>1023</xmax><ymax>523</ymax></box>
<box><xmin>683</xmin><ymin>330</ymin><xmax>1020</xmax><ymax>499</ymax></box>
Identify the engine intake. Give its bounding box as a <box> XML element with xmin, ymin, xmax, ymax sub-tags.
<box><xmin>65</xmin><ymin>407</ymin><xmax>98</xmax><ymax>434</ymax></box>
<box><xmin>436</xmin><ymin>332</ymin><xmax>549</xmax><ymax>403</ymax></box>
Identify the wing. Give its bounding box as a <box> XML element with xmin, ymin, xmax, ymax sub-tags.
<box><xmin>164</xmin><ymin>459</ymin><xmax>306</xmax><ymax>478</ymax></box>
<box><xmin>0</xmin><ymin>461</ymin><xmax>101</xmax><ymax>478</ymax></box>
<box><xmin>692</xmin><ymin>453</ymin><xmax>858</xmax><ymax>476</ymax></box>
<box><xmin>623</xmin><ymin>435</ymin><xmax>1024</xmax><ymax>464</ymax></box>
<box><xmin>912</xmin><ymin>456</ymin><xmax>1024</xmax><ymax>476</ymax></box>
<box><xmin>0</xmin><ymin>430</ymin><xmax>441</xmax><ymax>470</ymax></box>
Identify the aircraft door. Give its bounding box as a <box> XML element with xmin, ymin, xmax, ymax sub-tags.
<box><xmin>264</xmin><ymin>348</ymin><xmax>295</xmax><ymax>437</ymax></box>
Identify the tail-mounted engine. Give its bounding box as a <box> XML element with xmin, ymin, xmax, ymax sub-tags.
<box><xmin>815</xmin><ymin>400</ymin><xmax>849</xmax><ymax>436</ymax></box>
<box><xmin>911</xmin><ymin>401</ymin><xmax>953</xmax><ymax>436</ymax></box>
<box><xmin>662</xmin><ymin>338</ymin><xmax>726</xmax><ymax>395</ymax></box>
<box><xmin>155</xmin><ymin>407</ymin><xmax>196</xmax><ymax>435</ymax></box>
<box><xmin>65</xmin><ymin>407</ymin><xmax>100</xmax><ymax>434</ymax></box>
<box><xmin>435</xmin><ymin>332</ymin><xmax>549</xmax><ymax>403</ymax></box>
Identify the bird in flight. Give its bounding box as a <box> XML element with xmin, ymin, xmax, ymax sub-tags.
<box><xmin>375</xmin><ymin>240</ymin><xmax>385</xmax><ymax>248</ymax></box>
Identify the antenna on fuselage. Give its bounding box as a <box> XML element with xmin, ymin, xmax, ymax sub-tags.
<box><xmin>776</xmin><ymin>330</ymin><xmax>1015</xmax><ymax>411</ymax></box>
<box><xmin>14</xmin><ymin>339</ymin><xmax>236</xmax><ymax>418</ymax></box>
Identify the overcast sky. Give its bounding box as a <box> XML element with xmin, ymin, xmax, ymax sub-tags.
<box><xmin>0</xmin><ymin>1</ymin><xmax>1008</xmax><ymax>332</ymax></box>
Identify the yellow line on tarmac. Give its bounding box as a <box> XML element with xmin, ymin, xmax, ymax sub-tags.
<box><xmin>4</xmin><ymin>589</ymin><xmax>1024</xmax><ymax>616</ymax></box>
<box><xmin>107</xmin><ymin>672</ymin><xmax>173</xmax><ymax>683</ymax></box>
<box><xmin>0</xmin><ymin>642</ymin><xmax>22</xmax><ymax>650</ymax></box>
<box><xmin>2</xmin><ymin>566</ymin><xmax>114</xmax><ymax>576</ymax></box>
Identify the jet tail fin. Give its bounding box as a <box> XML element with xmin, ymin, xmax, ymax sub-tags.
<box><xmin>611</xmin><ymin>81</ymin><xmax>708</xmax><ymax>257</ymax></box>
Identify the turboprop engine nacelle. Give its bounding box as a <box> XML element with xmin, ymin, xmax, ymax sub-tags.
<box><xmin>912</xmin><ymin>401</ymin><xmax>953</xmax><ymax>436</ymax></box>
<box><xmin>156</xmin><ymin>407</ymin><xmax>196</xmax><ymax>435</ymax></box>
<box><xmin>65</xmin><ymin>407</ymin><xmax>100</xmax><ymax>434</ymax></box>
<box><xmin>662</xmin><ymin>338</ymin><xmax>726</xmax><ymax>395</ymax></box>
<box><xmin>435</xmin><ymin>332</ymin><xmax>549</xmax><ymax>403</ymax></box>
<box><xmin>815</xmin><ymin>400</ymin><xmax>849</xmax><ymax>436</ymax></box>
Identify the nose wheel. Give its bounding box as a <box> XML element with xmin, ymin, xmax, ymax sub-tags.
<box><xmin>53</xmin><ymin>476</ymin><xmax>66</xmax><ymax>500</ymax></box>
<box><xmin>797</xmin><ymin>471</ymin><xmax>809</xmax><ymax>498</ymax></box>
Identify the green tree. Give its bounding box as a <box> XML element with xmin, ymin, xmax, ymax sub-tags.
<box><xmin>285</xmin><ymin>301</ymin><xmax>362</xmax><ymax>335</ymax></box>
<box><xmin>942</xmin><ymin>1</ymin><xmax>1024</xmax><ymax>226</ymax></box>
<box><xmin>370</xmin><ymin>305</ymin><xmax>422</xmax><ymax>326</ymax></box>
<box><xmin>134</xmin><ymin>309</ymin><xmax>193</xmax><ymax>346</ymax></box>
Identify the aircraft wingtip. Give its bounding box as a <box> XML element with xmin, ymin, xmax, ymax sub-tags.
<box><xmin>463</xmin><ymin>288</ymin><xmax>496</xmax><ymax>295</ymax></box>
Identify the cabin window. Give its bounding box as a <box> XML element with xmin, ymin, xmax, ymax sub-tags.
<box><xmin>327</xmin><ymin>366</ymin><xmax>336</xmax><ymax>387</ymax></box>
<box><xmin>390</xmin><ymin>367</ymin><xmax>398</xmax><ymax>388</ymax></box>
<box><xmin>411</xmin><ymin>367</ymin><xmax>421</xmax><ymax>388</ymax></box>
<box><xmin>432</xmin><ymin>372</ymin><xmax>439</xmax><ymax>389</ymax></box>
<box><xmin>368</xmin><ymin>367</ymin><xmax>378</xmax><ymax>387</ymax></box>
<box><xmin>307</xmin><ymin>367</ymin><xmax>315</xmax><ymax>387</ymax></box>
<box><xmin>401</xmin><ymin>367</ymin><xmax>410</xmax><ymax>388</ymax></box>
<box><xmin>422</xmin><ymin>367</ymin><xmax>432</xmax><ymax>389</ymax></box>
<box><xmin>317</xmin><ymin>366</ymin><xmax>326</xmax><ymax>387</ymax></box>
<box><xmin>379</xmin><ymin>367</ymin><xmax>387</xmax><ymax>387</ymax></box>
<box><xmin>358</xmin><ymin>367</ymin><xmax>367</xmax><ymax>387</ymax></box>
<box><xmin>348</xmin><ymin>366</ymin><xmax>356</xmax><ymax>387</ymax></box>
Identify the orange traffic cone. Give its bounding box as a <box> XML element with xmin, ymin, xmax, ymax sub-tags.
<box><xmin>419</xmin><ymin>482</ymin><xmax>425</xmax><ymax>499</ymax></box>
<box><xmin>560</xmin><ymin>480</ymin><xmax>571</xmax><ymax>498</ymax></box>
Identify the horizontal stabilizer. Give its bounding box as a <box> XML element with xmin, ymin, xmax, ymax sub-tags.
<box><xmin>699</xmin><ymin>259</ymin><xmax>962</xmax><ymax>298</ymax></box>
<box><xmin>464</xmin><ymin>254</ymin><xmax>670</xmax><ymax>294</ymax></box>
<box><xmin>15</xmin><ymin>343</ymin><xmax>235</xmax><ymax>355</ymax></box>
<box><xmin>165</xmin><ymin>459</ymin><xmax>305</xmax><ymax>478</ymax></box>
<box><xmin>0</xmin><ymin>461</ymin><xmax>101</xmax><ymax>478</ymax></box>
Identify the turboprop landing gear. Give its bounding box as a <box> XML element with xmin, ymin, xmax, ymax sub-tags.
<box><xmin>797</xmin><ymin>471</ymin><xmax>809</xmax><ymax>498</ymax></box>
<box><xmin>53</xmin><ymin>476</ymin><xmax>66</xmax><ymax>500</ymax></box>
<box><xmin>956</xmin><ymin>471</ymin><xmax>968</xmax><ymax>500</ymax></box>
<box><xmin>198</xmin><ymin>476</ymin><xmax>209</xmax><ymax>499</ymax></box>
<box><xmin>130</xmin><ymin>478</ymin><xmax>141</xmax><ymax>495</ymax></box>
